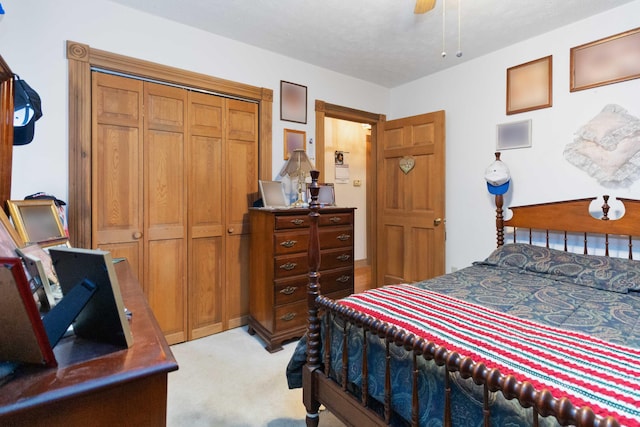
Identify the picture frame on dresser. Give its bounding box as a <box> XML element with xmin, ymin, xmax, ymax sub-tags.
<box><xmin>7</xmin><ymin>200</ymin><xmax>69</xmax><ymax>248</ymax></box>
<box><xmin>306</xmin><ymin>183</ymin><xmax>335</xmax><ymax>207</ymax></box>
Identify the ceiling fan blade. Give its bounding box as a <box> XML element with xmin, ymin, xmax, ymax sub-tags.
<box><xmin>414</xmin><ymin>0</ymin><xmax>436</xmax><ymax>14</ymax></box>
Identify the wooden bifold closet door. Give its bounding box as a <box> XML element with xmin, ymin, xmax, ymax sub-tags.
<box><xmin>92</xmin><ymin>72</ymin><xmax>257</xmax><ymax>344</ymax></box>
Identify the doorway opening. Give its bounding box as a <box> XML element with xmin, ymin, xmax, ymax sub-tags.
<box><xmin>314</xmin><ymin>101</ymin><xmax>385</xmax><ymax>291</ymax></box>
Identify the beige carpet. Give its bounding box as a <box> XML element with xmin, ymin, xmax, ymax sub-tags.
<box><xmin>167</xmin><ymin>327</ymin><xmax>345</xmax><ymax>427</ymax></box>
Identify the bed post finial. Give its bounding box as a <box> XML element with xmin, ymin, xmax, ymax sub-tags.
<box><xmin>493</xmin><ymin>152</ymin><xmax>505</xmax><ymax>246</ymax></box>
<box><xmin>602</xmin><ymin>195</ymin><xmax>610</xmax><ymax>221</ymax></box>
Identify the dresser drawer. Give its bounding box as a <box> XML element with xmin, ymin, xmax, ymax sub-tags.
<box><xmin>319</xmin><ymin>226</ymin><xmax>353</xmax><ymax>249</ymax></box>
<box><xmin>274</xmin><ymin>253</ymin><xmax>308</xmax><ymax>278</ymax></box>
<box><xmin>319</xmin><ymin>212</ymin><xmax>353</xmax><ymax>227</ymax></box>
<box><xmin>274</xmin><ymin>230</ymin><xmax>309</xmax><ymax>255</ymax></box>
<box><xmin>274</xmin><ymin>277</ymin><xmax>307</xmax><ymax>305</ymax></box>
<box><xmin>275</xmin><ymin>214</ymin><xmax>310</xmax><ymax>230</ymax></box>
<box><xmin>274</xmin><ymin>300</ymin><xmax>307</xmax><ymax>332</ymax></box>
<box><xmin>320</xmin><ymin>247</ymin><xmax>353</xmax><ymax>271</ymax></box>
<box><xmin>319</xmin><ymin>268</ymin><xmax>354</xmax><ymax>295</ymax></box>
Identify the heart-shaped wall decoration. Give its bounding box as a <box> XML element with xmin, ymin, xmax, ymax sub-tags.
<box><xmin>399</xmin><ymin>156</ymin><xmax>415</xmax><ymax>174</ymax></box>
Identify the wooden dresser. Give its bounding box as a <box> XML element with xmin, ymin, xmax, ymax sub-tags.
<box><xmin>248</xmin><ymin>207</ymin><xmax>355</xmax><ymax>352</ymax></box>
<box><xmin>0</xmin><ymin>261</ymin><xmax>178</xmax><ymax>426</ymax></box>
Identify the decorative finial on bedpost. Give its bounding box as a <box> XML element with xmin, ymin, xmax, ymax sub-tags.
<box><xmin>601</xmin><ymin>195</ymin><xmax>610</xmax><ymax>221</ymax></box>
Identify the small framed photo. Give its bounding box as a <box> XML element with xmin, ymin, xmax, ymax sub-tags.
<box><xmin>506</xmin><ymin>55</ymin><xmax>552</xmax><ymax>115</ymax></box>
<box><xmin>280</xmin><ymin>80</ymin><xmax>307</xmax><ymax>124</ymax></box>
<box><xmin>570</xmin><ymin>27</ymin><xmax>640</xmax><ymax>92</ymax></box>
<box><xmin>496</xmin><ymin>119</ymin><xmax>532</xmax><ymax>150</ymax></box>
<box><xmin>284</xmin><ymin>128</ymin><xmax>306</xmax><ymax>160</ymax></box>
<box><xmin>306</xmin><ymin>183</ymin><xmax>335</xmax><ymax>207</ymax></box>
<box><xmin>7</xmin><ymin>200</ymin><xmax>69</xmax><ymax>247</ymax></box>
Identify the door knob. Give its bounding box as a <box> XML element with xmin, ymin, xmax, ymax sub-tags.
<box><xmin>433</xmin><ymin>218</ymin><xmax>443</xmax><ymax>226</ymax></box>
<box><xmin>227</xmin><ymin>227</ymin><xmax>234</xmax><ymax>233</ymax></box>
<box><xmin>132</xmin><ymin>231</ymin><xmax>142</xmax><ymax>239</ymax></box>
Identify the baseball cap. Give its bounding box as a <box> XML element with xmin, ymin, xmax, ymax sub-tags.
<box><xmin>13</xmin><ymin>76</ymin><xmax>43</xmax><ymax>146</ymax></box>
<box><xmin>484</xmin><ymin>159</ymin><xmax>511</xmax><ymax>195</ymax></box>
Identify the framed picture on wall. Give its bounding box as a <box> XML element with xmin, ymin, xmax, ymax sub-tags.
<box><xmin>570</xmin><ymin>27</ymin><xmax>640</xmax><ymax>92</ymax></box>
<box><xmin>283</xmin><ymin>129</ymin><xmax>306</xmax><ymax>160</ymax></box>
<box><xmin>280</xmin><ymin>80</ymin><xmax>307</xmax><ymax>124</ymax></box>
<box><xmin>496</xmin><ymin>119</ymin><xmax>532</xmax><ymax>150</ymax></box>
<box><xmin>506</xmin><ymin>55</ymin><xmax>552</xmax><ymax>115</ymax></box>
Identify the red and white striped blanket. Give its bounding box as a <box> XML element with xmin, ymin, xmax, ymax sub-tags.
<box><xmin>338</xmin><ymin>284</ymin><xmax>640</xmax><ymax>426</ymax></box>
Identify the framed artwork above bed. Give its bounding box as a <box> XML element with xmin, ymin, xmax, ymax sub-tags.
<box><xmin>506</xmin><ymin>55</ymin><xmax>552</xmax><ymax>115</ymax></box>
<box><xmin>571</xmin><ymin>26</ymin><xmax>640</xmax><ymax>92</ymax></box>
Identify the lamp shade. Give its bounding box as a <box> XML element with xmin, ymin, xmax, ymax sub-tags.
<box><xmin>279</xmin><ymin>149</ymin><xmax>314</xmax><ymax>177</ymax></box>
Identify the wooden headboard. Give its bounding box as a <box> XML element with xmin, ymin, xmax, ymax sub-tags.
<box><xmin>497</xmin><ymin>194</ymin><xmax>640</xmax><ymax>259</ymax></box>
<box><xmin>0</xmin><ymin>54</ymin><xmax>15</xmax><ymax>213</ymax></box>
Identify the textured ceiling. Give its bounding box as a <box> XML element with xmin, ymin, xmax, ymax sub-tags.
<box><xmin>108</xmin><ymin>0</ymin><xmax>635</xmax><ymax>88</ymax></box>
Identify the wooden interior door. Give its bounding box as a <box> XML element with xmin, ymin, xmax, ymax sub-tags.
<box><xmin>144</xmin><ymin>82</ymin><xmax>188</xmax><ymax>344</ymax></box>
<box><xmin>225</xmin><ymin>99</ymin><xmax>258</xmax><ymax>329</ymax></box>
<box><xmin>376</xmin><ymin>111</ymin><xmax>446</xmax><ymax>286</ymax></box>
<box><xmin>92</xmin><ymin>72</ymin><xmax>144</xmax><ymax>282</ymax></box>
<box><xmin>187</xmin><ymin>91</ymin><xmax>224</xmax><ymax>339</ymax></box>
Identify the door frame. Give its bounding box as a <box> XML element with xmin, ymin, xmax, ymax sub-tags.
<box><xmin>66</xmin><ymin>40</ymin><xmax>273</xmax><ymax>248</ymax></box>
<box><xmin>314</xmin><ymin>100</ymin><xmax>385</xmax><ymax>286</ymax></box>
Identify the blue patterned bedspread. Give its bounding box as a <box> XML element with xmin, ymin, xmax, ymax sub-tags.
<box><xmin>286</xmin><ymin>244</ymin><xmax>640</xmax><ymax>426</ymax></box>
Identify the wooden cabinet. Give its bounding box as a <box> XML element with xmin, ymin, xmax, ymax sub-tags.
<box><xmin>0</xmin><ymin>261</ymin><xmax>178</xmax><ymax>426</ymax></box>
<box><xmin>248</xmin><ymin>207</ymin><xmax>355</xmax><ymax>352</ymax></box>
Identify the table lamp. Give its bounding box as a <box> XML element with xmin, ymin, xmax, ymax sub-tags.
<box><xmin>280</xmin><ymin>149</ymin><xmax>315</xmax><ymax>207</ymax></box>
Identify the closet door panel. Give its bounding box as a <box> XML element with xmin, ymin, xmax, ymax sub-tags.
<box><xmin>187</xmin><ymin>92</ymin><xmax>224</xmax><ymax>338</ymax></box>
<box><xmin>226</xmin><ymin>233</ymin><xmax>250</xmax><ymax>329</ymax></box>
<box><xmin>92</xmin><ymin>72</ymin><xmax>144</xmax><ymax>282</ymax></box>
<box><xmin>189</xmin><ymin>237</ymin><xmax>223</xmax><ymax>339</ymax></box>
<box><xmin>225</xmin><ymin>99</ymin><xmax>258</xmax><ymax>328</ymax></box>
<box><xmin>145</xmin><ymin>129</ymin><xmax>186</xmax><ymax>239</ymax></box>
<box><xmin>147</xmin><ymin>238</ymin><xmax>186</xmax><ymax>344</ymax></box>
<box><xmin>144</xmin><ymin>82</ymin><xmax>188</xmax><ymax>344</ymax></box>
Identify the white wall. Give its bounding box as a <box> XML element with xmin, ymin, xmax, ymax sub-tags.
<box><xmin>0</xmin><ymin>0</ymin><xmax>389</xmax><ymax>204</ymax></box>
<box><xmin>389</xmin><ymin>1</ymin><xmax>640</xmax><ymax>272</ymax></box>
<box><xmin>1</xmin><ymin>0</ymin><xmax>639</xmax><ymax>274</ymax></box>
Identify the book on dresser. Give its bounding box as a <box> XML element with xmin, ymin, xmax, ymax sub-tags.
<box><xmin>248</xmin><ymin>206</ymin><xmax>355</xmax><ymax>352</ymax></box>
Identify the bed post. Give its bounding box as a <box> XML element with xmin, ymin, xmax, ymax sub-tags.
<box><xmin>303</xmin><ymin>170</ymin><xmax>322</xmax><ymax>427</ymax></box>
<box><xmin>494</xmin><ymin>152</ymin><xmax>505</xmax><ymax>247</ymax></box>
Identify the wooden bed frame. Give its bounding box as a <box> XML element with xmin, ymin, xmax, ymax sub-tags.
<box><xmin>302</xmin><ymin>169</ymin><xmax>639</xmax><ymax>427</ymax></box>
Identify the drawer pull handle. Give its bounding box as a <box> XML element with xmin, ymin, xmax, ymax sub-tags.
<box><xmin>281</xmin><ymin>312</ymin><xmax>296</xmax><ymax>321</ymax></box>
<box><xmin>329</xmin><ymin>216</ymin><xmax>342</xmax><ymax>223</ymax></box>
<box><xmin>280</xmin><ymin>240</ymin><xmax>298</xmax><ymax>248</ymax></box>
<box><xmin>290</xmin><ymin>219</ymin><xmax>305</xmax><ymax>225</ymax></box>
<box><xmin>280</xmin><ymin>286</ymin><xmax>297</xmax><ymax>295</ymax></box>
<box><xmin>337</xmin><ymin>234</ymin><xmax>351</xmax><ymax>241</ymax></box>
<box><xmin>336</xmin><ymin>275</ymin><xmax>351</xmax><ymax>283</ymax></box>
<box><xmin>279</xmin><ymin>262</ymin><xmax>297</xmax><ymax>271</ymax></box>
<box><xmin>336</xmin><ymin>254</ymin><xmax>351</xmax><ymax>261</ymax></box>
